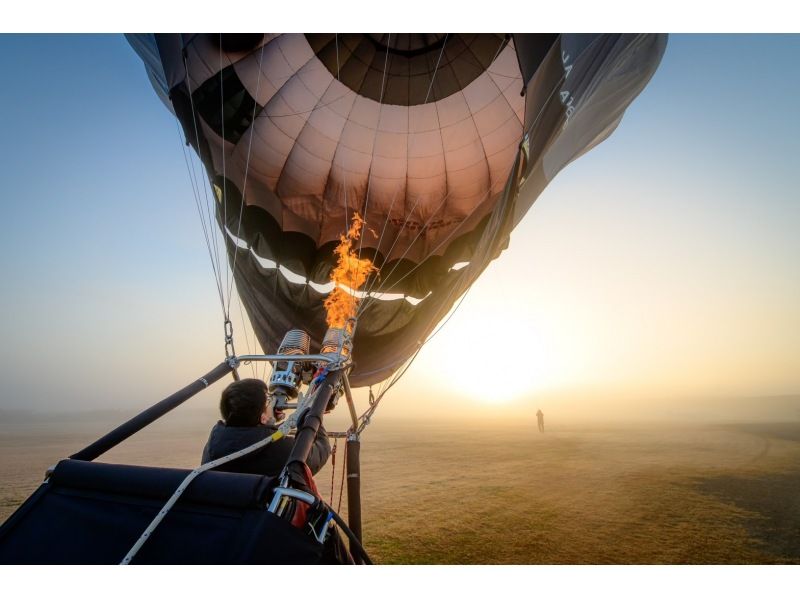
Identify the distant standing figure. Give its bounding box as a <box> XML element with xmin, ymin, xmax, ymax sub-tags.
<box><xmin>536</xmin><ymin>409</ymin><xmax>545</xmax><ymax>433</ymax></box>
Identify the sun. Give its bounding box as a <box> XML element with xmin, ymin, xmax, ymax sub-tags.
<box><xmin>419</xmin><ymin>309</ymin><xmax>558</xmax><ymax>404</ymax></box>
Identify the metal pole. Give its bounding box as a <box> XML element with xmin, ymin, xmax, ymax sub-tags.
<box><xmin>342</xmin><ymin>373</ymin><xmax>359</xmax><ymax>433</ymax></box>
<box><xmin>235</xmin><ymin>353</ymin><xmax>337</xmax><ymax>364</ymax></box>
<box><xmin>283</xmin><ymin>368</ymin><xmax>343</xmax><ymax>478</ymax></box>
<box><xmin>70</xmin><ymin>360</ymin><xmax>235</xmax><ymax>462</ymax></box>
<box><xmin>346</xmin><ymin>435</ymin><xmax>362</xmax><ymax>543</ymax></box>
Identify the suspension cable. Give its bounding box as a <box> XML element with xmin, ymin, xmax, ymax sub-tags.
<box><xmin>357</xmin><ymin>186</ymin><xmax>491</xmax><ymax>318</ymax></box>
<box><xmin>181</xmin><ymin>36</ymin><xmax>272</xmax><ymax>361</ymax></box>
<box><xmin>337</xmin><ymin>440</ymin><xmax>348</xmax><ymax>513</ymax></box>
<box><xmin>226</xmin><ymin>40</ymin><xmax>267</xmax><ymax>319</ymax></box>
<box><xmin>178</xmin><ymin>33</ymin><xmax>550</xmax><ymax>379</ymax></box>
<box><xmin>181</xmin><ymin>48</ymin><xmax>227</xmax><ymax>318</ymax></box>
<box><xmin>172</xmin><ymin>113</ymin><xmax>226</xmax><ymax>317</ymax></box>
<box><xmin>219</xmin><ymin>35</ymin><xmax>231</xmax><ymax>325</ymax></box>
<box><xmin>357</xmin><ymin>185</ymin><xmax>465</xmax><ymax>307</ymax></box>
<box><xmin>423</xmin><ymin>33</ymin><xmax>449</xmax><ymax>105</ymax></box>
<box><xmin>357</xmin><ymin>33</ymin><xmax>450</xmax><ymax>302</ymax></box>
<box><xmin>357</xmin><ymin>283</ymin><xmax>473</xmax><ymax>434</ymax></box>
<box><xmin>360</xmin><ymin>40</ymin><xmax>568</xmax><ymax>309</ymax></box>
<box><xmin>363</xmin><ymin>140</ymin><xmax>528</xmax><ymax>398</ymax></box>
<box><xmin>329</xmin><ymin>438</ymin><xmax>337</xmax><ymax>504</ymax></box>
<box><xmin>356</xmin><ymin>187</ymin><xmax>432</xmax><ymax>300</ymax></box>
<box><xmin>356</xmin><ymin>33</ymin><xmax>392</xmax><ymax>266</ymax></box>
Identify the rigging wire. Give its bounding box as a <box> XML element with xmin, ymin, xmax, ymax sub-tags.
<box><xmin>234</xmin><ymin>289</ymin><xmax>258</xmax><ymax>378</ymax></box>
<box><xmin>226</xmin><ymin>40</ymin><xmax>267</xmax><ymax>319</ymax></box>
<box><xmin>359</xmin><ymin>46</ymin><xmax>568</xmax><ymax>308</ymax></box>
<box><xmin>356</xmin><ymin>186</ymin><xmax>491</xmax><ymax>318</ymax></box>
<box><xmin>181</xmin><ymin>35</ymin><xmax>270</xmax><ymax>362</ymax></box>
<box><xmin>358</xmin><ymin>283</ymin><xmax>474</xmax><ymax>434</ymax></box>
<box><xmin>181</xmin><ymin>38</ymin><xmax>256</xmax><ymax>361</ymax></box>
<box><xmin>356</xmin><ymin>33</ymin><xmax>451</xmax><ymax>304</ymax></box>
<box><xmin>335</xmin><ymin>33</ymin><xmax>356</xmax><ymax>317</ymax></box>
<box><xmin>172</xmin><ymin>114</ymin><xmax>226</xmax><ymax>317</ymax></box>
<box><xmin>356</xmin><ymin>185</ymin><xmax>465</xmax><ymax>310</ymax></box>
<box><xmin>335</xmin><ymin>32</ymin><xmax>351</xmax><ymax>252</ymax></box>
<box><xmin>240</xmin><ymin>36</ymin><xmax>510</xmax><ymax>121</ymax></box>
<box><xmin>355</xmin><ymin>182</ymin><xmax>403</xmax><ymax>300</ymax></box>
<box><xmin>359</xmin><ymin>103</ymin><xmax>535</xmax><ymax>409</ymax></box>
<box><xmin>337</xmin><ymin>440</ymin><xmax>348</xmax><ymax>513</ymax></box>
<box><xmin>329</xmin><ymin>438</ymin><xmax>337</xmax><ymax>504</ymax></box>
<box><xmin>182</xmin><ymin>49</ymin><xmax>228</xmax><ymax>318</ymax></box>
<box><xmin>177</xmin><ymin>33</ymin><xmax>541</xmax><ymax>384</ymax></box>
<box><xmin>355</xmin><ymin>33</ymin><xmax>392</xmax><ymax>268</ymax></box>
<box><xmin>219</xmin><ymin>37</ymin><xmax>230</xmax><ymax>325</ymax></box>
<box><xmin>367</xmin><ymin>284</ymin><xmax>473</xmax><ymax>425</ymax></box>
<box><xmin>357</xmin><ymin>188</ymin><xmax>428</xmax><ymax>299</ymax></box>
<box><xmin>358</xmin><ymin>60</ymin><xmax>528</xmax><ymax>413</ymax></box>
<box><xmin>422</xmin><ymin>33</ymin><xmax>449</xmax><ymax>105</ymax></box>
<box><xmin>488</xmin><ymin>34</ymin><xmax>510</xmax><ymax>70</ymax></box>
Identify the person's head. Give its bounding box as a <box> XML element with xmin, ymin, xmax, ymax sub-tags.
<box><xmin>219</xmin><ymin>378</ymin><xmax>274</xmax><ymax>427</ymax></box>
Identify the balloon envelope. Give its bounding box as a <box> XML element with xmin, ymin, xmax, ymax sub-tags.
<box><xmin>129</xmin><ymin>33</ymin><xmax>667</xmax><ymax>386</ymax></box>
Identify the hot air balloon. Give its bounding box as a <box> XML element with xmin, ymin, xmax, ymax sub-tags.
<box><xmin>129</xmin><ymin>33</ymin><xmax>667</xmax><ymax>386</ymax></box>
<box><xmin>0</xmin><ymin>33</ymin><xmax>667</xmax><ymax>565</ymax></box>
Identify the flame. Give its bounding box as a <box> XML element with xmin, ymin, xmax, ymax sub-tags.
<box><xmin>324</xmin><ymin>212</ymin><xmax>377</xmax><ymax>329</ymax></box>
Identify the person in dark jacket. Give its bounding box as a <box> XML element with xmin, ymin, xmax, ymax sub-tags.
<box><xmin>201</xmin><ymin>378</ymin><xmax>330</xmax><ymax>477</ymax></box>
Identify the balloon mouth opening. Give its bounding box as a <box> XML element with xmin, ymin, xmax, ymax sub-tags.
<box><xmin>304</xmin><ymin>33</ymin><xmax>512</xmax><ymax>106</ymax></box>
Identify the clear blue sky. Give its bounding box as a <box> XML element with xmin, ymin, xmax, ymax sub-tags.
<box><xmin>0</xmin><ymin>34</ymin><xmax>798</xmax><ymax>420</ymax></box>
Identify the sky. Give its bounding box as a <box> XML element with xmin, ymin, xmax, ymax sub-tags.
<box><xmin>0</xmin><ymin>34</ymin><xmax>798</xmax><ymax>425</ymax></box>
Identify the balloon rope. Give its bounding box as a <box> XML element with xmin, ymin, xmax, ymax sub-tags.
<box><xmin>360</xmin><ymin>37</ymin><xmax>511</xmax><ymax>311</ymax></box>
<box><xmin>422</xmin><ymin>33</ymin><xmax>449</xmax><ymax>105</ymax></box>
<box><xmin>361</xmin><ymin>183</ymin><xmax>402</xmax><ymax>288</ymax></box>
<box><xmin>329</xmin><ymin>438</ymin><xmax>337</xmax><ymax>504</ymax></box>
<box><xmin>343</xmin><ymin>33</ymin><xmax>392</xmax><ymax>312</ymax></box>
<box><xmin>357</xmin><ymin>186</ymin><xmax>491</xmax><ymax>316</ymax></box>
<box><xmin>359</xmin><ymin>33</ymin><xmax>457</xmax><ymax>303</ymax></box>
<box><xmin>254</xmin><ymin>85</ymin><xmax>352</xmax><ymax>119</ymax></box>
<box><xmin>219</xmin><ymin>36</ymin><xmax>231</xmax><ymax>326</ymax></box>
<box><xmin>489</xmin><ymin>35</ymin><xmax>509</xmax><ymax>68</ymax></box>
<box><xmin>337</xmin><ymin>439</ymin><xmax>348</xmax><ymax>513</ymax></box>
<box><xmin>357</xmin><ymin>189</ymin><xmax>427</xmax><ymax>303</ymax></box>
<box><xmin>335</xmin><ymin>33</ymin><xmax>340</xmax><ymax>80</ymax></box>
<box><xmin>333</xmin><ymin>34</ymin><xmax>351</xmax><ymax>267</ymax></box>
<box><xmin>369</xmin><ymin>285</ymin><xmax>464</xmax><ymax>409</ymax></box>
<box><xmin>357</xmin><ymin>184</ymin><xmax>461</xmax><ymax>305</ymax></box>
<box><xmin>361</xmin><ymin>41</ymin><xmax>567</xmax><ymax>309</ymax></box>
<box><xmin>356</xmin><ymin>34</ymin><xmax>392</xmax><ymax>267</ymax></box>
<box><xmin>175</xmin><ymin>120</ymin><xmax>225</xmax><ymax>316</ymax></box>
<box><xmin>358</xmin><ymin>284</ymin><xmax>473</xmax><ymax>435</ymax></box>
<box><xmin>182</xmin><ymin>48</ymin><xmax>227</xmax><ymax>317</ymax></box>
<box><xmin>176</xmin><ymin>56</ymin><xmax>227</xmax><ymax>317</ymax></box>
<box><xmin>377</xmin><ymin>34</ymin><xmax>451</xmax><ymax>293</ymax></box>
<box><xmin>226</xmin><ymin>40</ymin><xmax>267</xmax><ymax>318</ymax></box>
<box><xmin>234</xmin><ymin>291</ymin><xmax>258</xmax><ymax>378</ymax></box>
<box><xmin>172</xmin><ymin>118</ymin><xmax>226</xmax><ymax>317</ymax></box>
<box><xmin>361</xmin><ymin>149</ymin><xmax>517</xmax><ymax>395</ymax></box>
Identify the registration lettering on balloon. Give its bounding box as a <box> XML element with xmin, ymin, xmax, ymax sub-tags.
<box><xmin>560</xmin><ymin>51</ymin><xmax>577</xmax><ymax>129</ymax></box>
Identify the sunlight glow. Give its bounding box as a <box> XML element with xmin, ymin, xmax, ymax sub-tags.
<box><xmin>418</xmin><ymin>300</ymin><xmax>562</xmax><ymax>405</ymax></box>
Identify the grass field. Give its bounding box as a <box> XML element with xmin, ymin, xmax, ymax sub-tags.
<box><xmin>1</xmin><ymin>412</ymin><xmax>798</xmax><ymax>564</ymax></box>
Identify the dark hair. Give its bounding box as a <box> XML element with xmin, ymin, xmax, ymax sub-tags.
<box><xmin>220</xmin><ymin>378</ymin><xmax>268</xmax><ymax>427</ymax></box>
